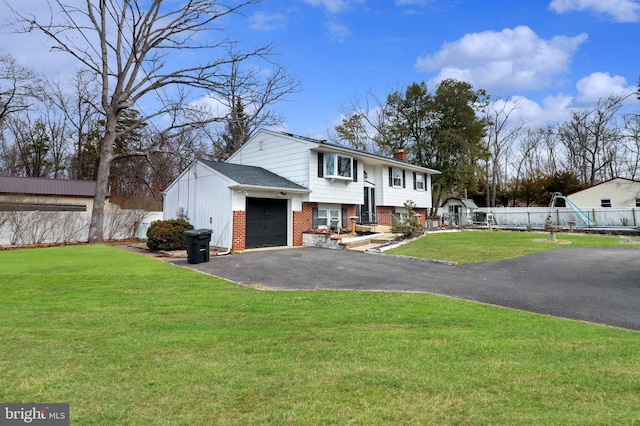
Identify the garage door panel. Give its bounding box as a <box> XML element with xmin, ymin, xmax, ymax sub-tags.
<box><xmin>246</xmin><ymin>198</ymin><xmax>287</xmax><ymax>248</ymax></box>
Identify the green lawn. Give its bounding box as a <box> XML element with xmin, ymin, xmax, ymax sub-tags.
<box><xmin>386</xmin><ymin>230</ymin><xmax>640</xmax><ymax>264</ymax></box>
<box><xmin>1</xmin><ymin>245</ymin><xmax>639</xmax><ymax>425</ymax></box>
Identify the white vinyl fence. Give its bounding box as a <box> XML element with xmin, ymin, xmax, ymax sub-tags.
<box><xmin>475</xmin><ymin>207</ymin><xmax>640</xmax><ymax>229</ymax></box>
<box><xmin>0</xmin><ymin>210</ymin><xmax>162</xmax><ymax>247</ymax></box>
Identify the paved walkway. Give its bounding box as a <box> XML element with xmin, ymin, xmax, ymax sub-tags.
<box><xmin>170</xmin><ymin>247</ymin><xmax>640</xmax><ymax>331</ymax></box>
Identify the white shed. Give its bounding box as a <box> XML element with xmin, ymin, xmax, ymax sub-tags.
<box><xmin>440</xmin><ymin>197</ymin><xmax>479</xmax><ymax>226</ymax></box>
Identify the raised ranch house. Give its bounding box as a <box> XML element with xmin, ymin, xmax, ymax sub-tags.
<box><xmin>163</xmin><ymin>129</ymin><xmax>439</xmax><ymax>251</ymax></box>
<box><xmin>0</xmin><ymin>176</ymin><xmax>105</xmax><ymax>212</ymax></box>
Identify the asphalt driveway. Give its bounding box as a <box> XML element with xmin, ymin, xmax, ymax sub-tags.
<box><xmin>172</xmin><ymin>247</ymin><xmax>640</xmax><ymax>331</ymax></box>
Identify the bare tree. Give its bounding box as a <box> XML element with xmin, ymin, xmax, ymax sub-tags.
<box><xmin>12</xmin><ymin>0</ymin><xmax>270</xmax><ymax>242</ymax></box>
<box><xmin>483</xmin><ymin>98</ymin><xmax>524</xmax><ymax>206</ymax></box>
<box><xmin>622</xmin><ymin>113</ymin><xmax>640</xmax><ymax>180</ymax></box>
<box><xmin>203</xmin><ymin>52</ymin><xmax>301</xmax><ymax>160</ymax></box>
<box><xmin>46</xmin><ymin>70</ymin><xmax>102</xmax><ymax>180</ymax></box>
<box><xmin>0</xmin><ymin>55</ymin><xmax>41</xmax><ymax>122</ymax></box>
<box><xmin>330</xmin><ymin>89</ymin><xmax>392</xmax><ymax>154</ymax></box>
<box><xmin>558</xmin><ymin>95</ymin><xmax>626</xmax><ymax>186</ymax></box>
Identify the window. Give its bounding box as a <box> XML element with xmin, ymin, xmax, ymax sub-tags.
<box><xmin>392</xmin><ymin>169</ymin><xmax>403</xmax><ymax>187</ymax></box>
<box><xmin>388</xmin><ymin>167</ymin><xmax>406</xmax><ymax>188</ymax></box>
<box><xmin>323</xmin><ymin>153</ymin><xmax>352</xmax><ymax>179</ymax></box>
<box><xmin>393</xmin><ymin>209</ymin><xmax>411</xmax><ymax>225</ymax></box>
<box><xmin>601</xmin><ymin>199</ymin><xmax>612</xmax><ymax>208</ymax></box>
<box><xmin>317</xmin><ymin>209</ymin><xmax>328</xmax><ymax>227</ymax></box>
<box><xmin>317</xmin><ymin>208</ymin><xmax>340</xmax><ymax>228</ymax></box>
<box><xmin>414</xmin><ymin>173</ymin><xmax>425</xmax><ymax>191</ymax></box>
<box><xmin>636</xmin><ymin>199</ymin><xmax>640</xmax><ymax>207</ymax></box>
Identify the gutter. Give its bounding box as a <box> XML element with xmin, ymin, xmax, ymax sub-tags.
<box><xmin>227</xmin><ymin>184</ymin><xmax>311</xmax><ymax>194</ymax></box>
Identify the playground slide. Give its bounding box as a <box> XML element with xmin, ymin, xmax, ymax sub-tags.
<box><xmin>549</xmin><ymin>193</ymin><xmax>596</xmax><ymax>226</ymax></box>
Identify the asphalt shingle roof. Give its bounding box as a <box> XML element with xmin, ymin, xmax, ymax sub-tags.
<box><xmin>0</xmin><ymin>176</ymin><xmax>98</xmax><ymax>197</ymax></box>
<box><xmin>201</xmin><ymin>160</ymin><xmax>307</xmax><ymax>191</ymax></box>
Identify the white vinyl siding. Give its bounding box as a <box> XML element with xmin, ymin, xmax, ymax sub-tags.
<box><xmin>567</xmin><ymin>178</ymin><xmax>640</xmax><ymax>208</ymax></box>
<box><xmin>227</xmin><ymin>131</ymin><xmax>310</xmax><ymax>188</ymax></box>
<box><xmin>309</xmin><ymin>152</ymin><xmax>364</xmax><ymax>204</ymax></box>
<box><xmin>163</xmin><ymin>161</ymin><xmax>233</xmax><ymax>249</ymax></box>
<box><xmin>377</xmin><ymin>166</ymin><xmax>432</xmax><ymax>209</ymax></box>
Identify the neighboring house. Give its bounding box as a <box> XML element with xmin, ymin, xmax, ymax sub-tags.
<box><xmin>163</xmin><ymin>129</ymin><xmax>440</xmax><ymax>251</ymax></box>
<box><xmin>567</xmin><ymin>177</ymin><xmax>640</xmax><ymax>208</ymax></box>
<box><xmin>0</xmin><ymin>176</ymin><xmax>106</xmax><ymax>212</ymax></box>
<box><xmin>440</xmin><ymin>197</ymin><xmax>479</xmax><ymax>226</ymax></box>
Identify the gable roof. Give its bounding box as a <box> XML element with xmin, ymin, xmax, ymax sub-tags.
<box><xmin>0</xmin><ymin>176</ymin><xmax>98</xmax><ymax>198</ymax></box>
<box><xmin>441</xmin><ymin>197</ymin><xmax>479</xmax><ymax>209</ymax></box>
<box><xmin>567</xmin><ymin>177</ymin><xmax>640</xmax><ymax>196</ymax></box>
<box><xmin>201</xmin><ymin>160</ymin><xmax>309</xmax><ymax>192</ymax></box>
<box><xmin>251</xmin><ymin>129</ymin><xmax>440</xmax><ymax>175</ymax></box>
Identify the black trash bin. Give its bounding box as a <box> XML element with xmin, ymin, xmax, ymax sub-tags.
<box><xmin>183</xmin><ymin>229</ymin><xmax>212</xmax><ymax>264</ymax></box>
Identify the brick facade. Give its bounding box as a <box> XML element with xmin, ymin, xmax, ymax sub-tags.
<box><xmin>232</xmin><ymin>210</ymin><xmax>246</xmax><ymax>251</ymax></box>
<box><xmin>415</xmin><ymin>208</ymin><xmax>427</xmax><ymax>227</ymax></box>
<box><xmin>376</xmin><ymin>206</ymin><xmax>427</xmax><ymax>227</ymax></box>
<box><xmin>376</xmin><ymin>206</ymin><xmax>396</xmax><ymax>226</ymax></box>
<box><xmin>233</xmin><ymin>202</ymin><xmax>416</xmax><ymax>250</ymax></box>
<box><xmin>293</xmin><ymin>202</ymin><xmax>317</xmax><ymax>246</ymax></box>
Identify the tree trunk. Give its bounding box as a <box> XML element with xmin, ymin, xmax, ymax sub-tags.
<box><xmin>88</xmin><ymin>111</ymin><xmax>118</xmax><ymax>243</ymax></box>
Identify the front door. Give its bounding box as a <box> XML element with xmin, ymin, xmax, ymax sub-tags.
<box><xmin>360</xmin><ymin>187</ymin><xmax>376</xmax><ymax>224</ymax></box>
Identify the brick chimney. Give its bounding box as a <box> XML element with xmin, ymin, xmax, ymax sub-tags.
<box><xmin>393</xmin><ymin>149</ymin><xmax>407</xmax><ymax>162</ymax></box>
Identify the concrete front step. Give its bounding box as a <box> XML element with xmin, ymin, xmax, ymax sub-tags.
<box><xmin>371</xmin><ymin>235</ymin><xmax>397</xmax><ymax>244</ymax></box>
<box><xmin>347</xmin><ymin>242</ymin><xmax>384</xmax><ymax>252</ymax></box>
<box><xmin>341</xmin><ymin>233</ymin><xmax>398</xmax><ymax>250</ymax></box>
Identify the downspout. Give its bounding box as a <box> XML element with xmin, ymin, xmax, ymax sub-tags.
<box><xmin>217</xmin><ymin>188</ymin><xmax>233</xmax><ymax>256</ymax></box>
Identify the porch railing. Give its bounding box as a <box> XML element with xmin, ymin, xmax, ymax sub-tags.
<box><xmin>357</xmin><ymin>211</ymin><xmax>377</xmax><ymax>225</ymax></box>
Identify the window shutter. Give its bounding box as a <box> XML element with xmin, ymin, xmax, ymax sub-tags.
<box><xmin>402</xmin><ymin>170</ymin><xmax>406</xmax><ymax>188</ymax></box>
<box><xmin>413</xmin><ymin>172</ymin><xmax>417</xmax><ymax>190</ymax></box>
<box><xmin>388</xmin><ymin>167</ymin><xmax>393</xmax><ymax>187</ymax></box>
<box><xmin>342</xmin><ymin>207</ymin><xmax>348</xmax><ymax>228</ymax></box>
<box><xmin>424</xmin><ymin>173</ymin><xmax>428</xmax><ymax>190</ymax></box>
<box><xmin>353</xmin><ymin>160</ymin><xmax>358</xmax><ymax>182</ymax></box>
<box><xmin>312</xmin><ymin>207</ymin><xmax>319</xmax><ymax>228</ymax></box>
<box><xmin>317</xmin><ymin>153</ymin><xmax>324</xmax><ymax>178</ymax></box>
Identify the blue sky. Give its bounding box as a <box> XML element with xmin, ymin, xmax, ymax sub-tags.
<box><xmin>2</xmin><ymin>0</ymin><xmax>638</xmax><ymax>140</ymax></box>
<box><xmin>237</xmin><ymin>0</ymin><xmax>639</xmax><ymax>137</ymax></box>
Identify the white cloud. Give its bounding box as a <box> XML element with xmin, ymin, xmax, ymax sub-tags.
<box><xmin>415</xmin><ymin>26</ymin><xmax>588</xmax><ymax>94</ymax></box>
<box><xmin>326</xmin><ymin>20</ymin><xmax>351</xmax><ymax>41</ymax></box>
<box><xmin>549</xmin><ymin>0</ymin><xmax>640</xmax><ymax>22</ymax></box>
<box><xmin>488</xmin><ymin>94</ymin><xmax>574</xmax><ymax>129</ymax></box>
<box><xmin>479</xmin><ymin>73</ymin><xmax>636</xmax><ymax>131</ymax></box>
<box><xmin>250</xmin><ymin>12</ymin><xmax>287</xmax><ymax>31</ymax></box>
<box><xmin>575</xmin><ymin>72</ymin><xmax>635</xmax><ymax>103</ymax></box>
<box><xmin>302</xmin><ymin>0</ymin><xmax>364</xmax><ymax>14</ymax></box>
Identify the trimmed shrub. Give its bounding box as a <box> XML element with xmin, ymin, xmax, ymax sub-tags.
<box><xmin>391</xmin><ymin>200</ymin><xmax>424</xmax><ymax>238</ymax></box>
<box><xmin>146</xmin><ymin>219</ymin><xmax>194</xmax><ymax>251</ymax></box>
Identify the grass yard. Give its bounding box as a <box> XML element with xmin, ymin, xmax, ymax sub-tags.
<box><xmin>386</xmin><ymin>230</ymin><xmax>640</xmax><ymax>264</ymax></box>
<box><xmin>1</xmin><ymin>244</ymin><xmax>639</xmax><ymax>425</ymax></box>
